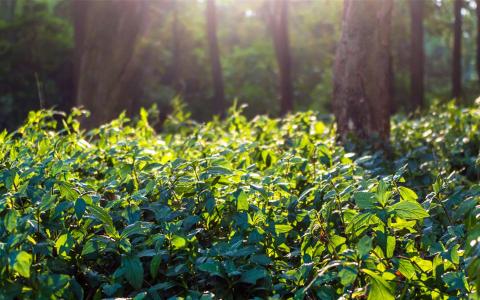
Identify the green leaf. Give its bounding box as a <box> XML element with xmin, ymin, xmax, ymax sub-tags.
<box><xmin>354</xmin><ymin>192</ymin><xmax>376</xmax><ymax>209</ymax></box>
<box><xmin>4</xmin><ymin>210</ymin><xmax>18</xmax><ymax>232</ymax></box>
<box><xmin>275</xmin><ymin>224</ymin><xmax>293</xmax><ymax>234</ymax></box>
<box><xmin>386</xmin><ymin>236</ymin><xmax>396</xmax><ymax>258</ymax></box>
<box><xmin>236</xmin><ymin>190</ymin><xmax>249</xmax><ymax>211</ymax></box>
<box><xmin>357</xmin><ymin>236</ymin><xmax>373</xmax><ymax>258</ymax></box>
<box><xmin>74</xmin><ymin>198</ymin><xmax>86</xmax><ymax>219</ymax></box>
<box><xmin>442</xmin><ymin>272</ymin><xmax>467</xmax><ymax>292</ymax></box>
<box><xmin>58</xmin><ymin>181</ymin><xmax>79</xmax><ymax>201</ymax></box>
<box><xmin>13</xmin><ymin>251</ymin><xmax>32</xmax><ymax>278</ymax></box>
<box><xmin>121</xmin><ymin>222</ymin><xmax>151</xmax><ymax>238</ymax></box>
<box><xmin>398</xmin><ymin>186</ymin><xmax>418</xmax><ymax>202</ymax></box>
<box><xmin>171</xmin><ymin>235</ymin><xmax>187</xmax><ymax>250</ymax></box>
<box><xmin>397</xmin><ymin>259</ymin><xmax>416</xmax><ymax>279</ymax></box>
<box><xmin>362</xmin><ymin>269</ymin><xmax>394</xmax><ymax>300</ymax></box>
<box><xmin>412</xmin><ymin>256</ymin><xmax>432</xmax><ymax>272</ymax></box>
<box><xmin>122</xmin><ymin>255</ymin><xmax>144</xmax><ymax>290</ymax></box>
<box><xmin>198</xmin><ymin>261</ymin><xmax>222</xmax><ymax>276</ymax></box>
<box><xmin>347</xmin><ymin>213</ymin><xmax>382</xmax><ymax>234</ymax></box>
<box><xmin>376</xmin><ymin>180</ymin><xmax>390</xmax><ymax>206</ymax></box>
<box><xmin>391</xmin><ymin>201</ymin><xmax>429</xmax><ymax>220</ymax></box>
<box><xmin>150</xmin><ymin>254</ymin><xmax>161</xmax><ymax>279</ymax></box>
<box><xmin>55</xmin><ymin>233</ymin><xmax>75</xmax><ymax>257</ymax></box>
<box><xmin>240</xmin><ymin>268</ymin><xmax>267</xmax><ymax>284</ymax></box>
<box><xmin>339</xmin><ymin>266</ymin><xmax>357</xmax><ymax>286</ymax></box>
<box><xmin>89</xmin><ymin>205</ymin><xmax>118</xmax><ymax>237</ymax></box>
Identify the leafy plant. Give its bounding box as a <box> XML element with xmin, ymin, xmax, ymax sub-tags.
<box><xmin>0</xmin><ymin>104</ymin><xmax>479</xmax><ymax>299</ymax></box>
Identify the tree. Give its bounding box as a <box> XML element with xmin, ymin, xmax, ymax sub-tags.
<box><xmin>409</xmin><ymin>0</ymin><xmax>424</xmax><ymax>110</ymax></box>
<box><xmin>452</xmin><ymin>0</ymin><xmax>462</xmax><ymax>99</ymax></box>
<box><xmin>271</xmin><ymin>0</ymin><xmax>293</xmax><ymax>115</ymax></box>
<box><xmin>476</xmin><ymin>0</ymin><xmax>480</xmax><ymax>83</ymax></box>
<box><xmin>0</xmin><ymin>0</ymin><xmax>16</xmax><ymax>22</ymax></box>
<box><xmin>73</xmin><ymin>0</ymin><xmax>148</xmax><ymax>128</ymax></box>
<box><xmin>333</xmin><ymin>0</ymin><xmax>393</xmax><ymax>142</ymax></box>
<box><xmin>206</xmin><ymin>0</ymin><xmax>226</xmax><ymax>116</ymax></box>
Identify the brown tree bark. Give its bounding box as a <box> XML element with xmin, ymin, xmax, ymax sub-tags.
<box><xmin>73</xmin><ymin>0</ymin><xmax>149</xmax><ymax>128</ymax></box>
<box><xmin>333</xmin><ymin>0</ymin><xmax>393</xmax><ymax>142</ymax></box>
<box><xmin>409</xmin><ymin>0</ymin><xmax>424</xmax><ymax>110</ymax></box>
<box><xmin>271</xmin><ymin>0</ymin><xmax>293</xmax><ymax>115</ymax></box>
<box><xmin>476</xmin><ymin>0</ymin><xmax>480</xmax><ymax>83</ymax></box>
<box><xmin>206</xmin><ymin>0</ymin><xmax>226</xmax><ymax>116</ymax></box>
<box><xmin>452</xmin><ymin>0</ymin><xmax>462</xmax><ymax>100</ymax></box>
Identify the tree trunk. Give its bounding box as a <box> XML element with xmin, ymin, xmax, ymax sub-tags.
<box><xmin>409</xmin><ymin>0</ymin><xmax>424</xmax><ymax>110</ymax></box>
<box><xmin>333</xmin><ymin>0</ymin><xmax>393</xmax><ymax>142</ymax></box>
<box><xmin>452</xmin><ymin>0</ymin><xmax>462</xmax><ymax>100</ymax></box>
<box><xmin>476</xmin><ymin>0</ymin><xmax>480</xmax><ymax>83</ymax></box>
<box><xmin>271</xmin><ymin>0</ymin><xmax>294</xmax><ymax>115</ymax></box>
<box><xmin>73</xmin><ymin>0</ymin><xmax>148</xmax><ymax>128</ymax></box>
<box><xmin>0</xmin><ymin>0</ymin><xmax>15</xmax><ymax>22</ymax></box>
<box><xmin>170</xmin><ymin>0</ymin><xmax>183</xmax><ymax>93</ymax></box>
<box><xmin>206</xmin><ymin>0</ymin><xmax>226</xmax><ymax>116</ymax></box>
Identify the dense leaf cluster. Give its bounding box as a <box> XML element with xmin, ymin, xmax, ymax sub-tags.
<box><xmin>0</xmin><ymin>104</ymin><xmax>479</xmax><ymax>299</ymax></box>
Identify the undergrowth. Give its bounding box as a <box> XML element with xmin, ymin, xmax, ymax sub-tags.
<box><xmin>0</xmin><ymin>102</ymin><xmax>479</xmax><ymax>299</ymax></box>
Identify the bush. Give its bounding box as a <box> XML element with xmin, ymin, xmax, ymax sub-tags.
<box><xmin>0</xmin><ymin>104</ymin><xmax>479</xmax><ymax>299</ymax></box>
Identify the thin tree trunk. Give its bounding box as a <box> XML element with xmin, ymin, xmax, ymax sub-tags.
<box><xmin>73</xmin><ymin>0</ymin><xmax>148</xmax><ymax>128</ymax></box>
<box><xmin>476</xmin><ymin>0</ymin><xmax>480</xmax><ymax>83</ymax></box>
<box><xmin>333</xmin><ymin>0</ymin><xmax>393</xmax><ymax>142</ymax></box>
<box><xmin>271</xmin><ymin>0</ymin><xmax>294</xmax><ymax>115</ymax></box>
<box><xmin>171</xmin><ymin>0</ymin><xmax>183</xmax><ymax>93</ymax></box>
<box><xmin>452</xmin><ymin>0</ymin><xmax>462</xmax><ymax>100</ymax></box>
<box><xmin>409</xmin><ymin>0</ymin><xmax>424</xmax><ymax>110</ymax></box>
<box><xmin>206</xmin><ymin>0</ymin><xmax>226</xmax><ymax>116</ymax></box>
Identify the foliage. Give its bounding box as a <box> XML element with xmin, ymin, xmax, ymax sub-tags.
<box><xmin>0</xmin><ymin>0</ymin><xmax>73</xmax><ymax>130</ymax></box>
<box><xmin>0</xmin><ymin>103</ymin><xmax>479</xmax><ymax>299</ymax></box>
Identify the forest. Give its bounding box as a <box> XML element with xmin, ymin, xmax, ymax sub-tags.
<box><xmin>0</xmin><ymin>0</ymin><xmax>479</xmax><ymax>299</ymax></box>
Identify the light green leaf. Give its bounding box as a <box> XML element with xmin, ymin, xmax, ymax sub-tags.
<box><xmin>391</xmin><ymin>201</ymin><xmax>429</xmax><ymax>220</ymax></box>
<box><xmin>385</xmin><ymin>235</ymin><xmax>396</xmax><ymax>258</ymax></box>
<box><xmin>339</xmin><ymin>266</ymin><xmax>358</xmax><ymax>286</ymax></box>
<box><xmin>275</xmin><ymin>224</ymin><xmax>293</xmax><ymax>234</ymax></box>
<box><xmin>362</xmin><ymin>269</ymin><xmax>394</xmax><ymax>300</ymax></box>
<box><xmin>236</xmin><ymin>190</ymin><xmax>249</xmax><ymax>211</ymax></box>
<box><xmin>55</xmin><ymin>233</ymin><xmax>74</xmax><ymax>257</ymax></box>
<box><xmin>398</xmin><ymin>186</ymin><xmax>418</xmax><ymax>202</ymax></box>
<box><xmin>171</xmin><ymin>235</ymin><xmax>186</xmax><ymax>250</ymax></box>
<box><xmin>397</xmin><ymin>259</ymin><xmax>416</xmax><ymax>279</ymax></box>
<box><xmin>13</xmin><ymin>251</ymin><xmax>32</xmax><ymax>278</ymax></box>
<box><xmin>4</xmin><ymin>210</ymin><xmax>18</xmax><ymax>232</ymax></box>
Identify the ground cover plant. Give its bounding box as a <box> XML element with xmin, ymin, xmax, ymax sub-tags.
<box><xmin>0</xmin><ymin>103</ymin><xmax>479</xmax><ymax>299</ymax></box>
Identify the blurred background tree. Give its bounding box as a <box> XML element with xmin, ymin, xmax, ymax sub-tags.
<box><xmin>1</xmin><ymin>0</ymin><xmax>480</xmax><ymax>130</ymax></box>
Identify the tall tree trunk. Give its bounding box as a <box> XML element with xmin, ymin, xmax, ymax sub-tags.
<box><xmin>206</xmin><ymin>0</ymin><xmax>226</xmax><ymax>116</ymax></box>
<box><xmin>271</xmin><ymin>0</ymin><xmax>293</xmax><ymax>115</ymax></box>
<box><xmin>333</xmin><ymin>0</ymin><xmax>393</xmax><ymax>142</ymax></box>
<box><xmin>171</xmin><ymin>0</ymin><xmax>183</xmax><ymax>93</ymax></box>
<box><xmin>409</xmin><ymin>0</ymin><xmax>424</xmax><ymax>110</ymax></box>
<box><xmin>476</xmin><ymin>0</ymin><xmax>480</xmax><ymax>83</ymax></box>
<box><xmin>0</xmin><ymin>0</ymin><xmax>15</xmax><ymax>22</ymax></box>
<box><xmin>73</xmin><ymin>0</ymin><xmax>148</xmax><ymax>128</ymax></box>
<box><xmin>452</xmin><ymin>0</ymin><xmax>462</xmax><ymax>100</ymax></box>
